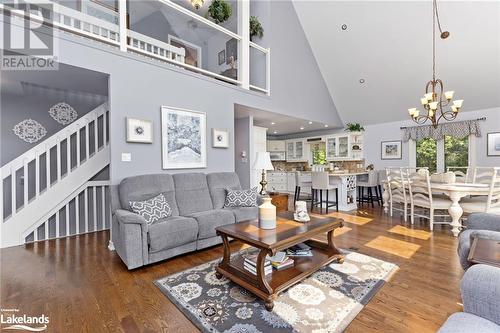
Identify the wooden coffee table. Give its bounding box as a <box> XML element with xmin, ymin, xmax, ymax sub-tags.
<box><xmin>215</xmin><ymin>211</ymin><xmax>344</xmax><ymax>311</ymax></box>
<box><xmin>468</xmin><ymin>237</ymin><xmax>500</xmax><ymax>268</ymax></box>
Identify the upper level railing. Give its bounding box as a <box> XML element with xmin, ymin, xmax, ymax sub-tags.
<box><xmin>0</xmin><ymin>0</ymin><xmax>270</xmax><ymax>94</ymax></box>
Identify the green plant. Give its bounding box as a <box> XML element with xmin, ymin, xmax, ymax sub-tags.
<box><xmin>344</xmin><ymin>123</ymin><xmax>365</xmax><ymax>132</ymax></box>
<box><xmin>250</xmin><ymin>16</ymin><xmax>264</xmax><ymax>40</ymax></box>
<box><xmin>207</xmin><ymin>0</ymin><xmax>232</xmax><ymax>24</ymax></box>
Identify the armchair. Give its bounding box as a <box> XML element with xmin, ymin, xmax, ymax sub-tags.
<box><xmin>458</xmin><ymin>213</ymin><xmax>500</xmax><ymax>270</ymax></box>
<box><xmin>438</xmin><ymin>264</ymin><xmax>500</xmax><ymax>333</ymax></box>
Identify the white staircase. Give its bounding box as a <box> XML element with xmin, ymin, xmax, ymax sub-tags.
<box><xmin>1</xmin><ymin>102</ymin><xmax>110</xmax><ymax>248</ymax></box>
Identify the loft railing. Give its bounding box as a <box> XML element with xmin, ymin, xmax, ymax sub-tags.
<box><xmin>0</xmin><ymin>0</ymin><xmax>270</xmax><ymax>94</ymax></box>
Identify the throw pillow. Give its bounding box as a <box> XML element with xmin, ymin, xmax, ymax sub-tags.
<box><xmin>129</xmin><ymin>193</ymin><xmax>172</xmax><ymax>225</ymax></box>
<box><xmin>224</xmin><ymin>187</ymin><xmax>258</xmax><ymax>207</ymax></box>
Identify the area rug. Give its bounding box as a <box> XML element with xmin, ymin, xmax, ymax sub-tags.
<box><xmin>154</xmin><ymin>250</ymin><xmax>398</xmax><ymax>333</ymax></box>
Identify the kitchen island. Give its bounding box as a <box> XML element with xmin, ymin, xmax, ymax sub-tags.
<box><xmin>267</xmin><ymin>170</ymin><xmax>367</xmax><ymax>211</ymax></box>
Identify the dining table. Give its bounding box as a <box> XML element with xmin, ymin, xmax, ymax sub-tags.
<box><xmin>382</xmin><ymin>181</ymin><xmax>491</xmax><ymax>237</ymax></box>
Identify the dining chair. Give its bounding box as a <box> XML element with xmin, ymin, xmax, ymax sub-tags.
<box><xmin>311</xmin><ymin>171</ymin><xmax>339</xmax><ymax>214</ymax></box>
<box><xmin>472</xmin><ymin>167</ymin><xmax>496</xmax><ymax>184</ymax></box>
<box><xmin>460</xmin><ymin>167</ymin><xmax>500</xmax><ymax>214</ymax></box>
<box><xmin>385</xmin><ymin>167</ymin><xmax>410</xmax><ymax>222</ymax></box>
<box><xmin>407</xmin><ymin>168</ymin><xmax>452</xmax><ymax>231</ymax></box>
<box><xmin>357</xmin><ymin>170</ymin><xmax>381</xmax><ymax>207</ymax></box>
<box><xmin>446</xmin><ymin>166</ymin><xmax>471</xmax><ymax>183</ymax></box>
<box><xmin>293</xmin><ymin>171</ymin><xmax>312</xmax><ymax>207</ymax></box>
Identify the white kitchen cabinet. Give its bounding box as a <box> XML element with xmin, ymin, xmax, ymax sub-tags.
<box><xmin>286</xmin><ymin>141</ymin><xmax>295</xmax><ymax>160</ymax></box>
<box><xmin>286</xmin><ymin>139</ymin><xmax>308</xmax><ymax>162</ymax></box>
<box><xmin>267</xmin><ymin>140</ymin><xmax>286</xmax><ymax>152</ymax></box>
<box><xmin>267</xmin><ymin>172</ymin><xmax>287</xmax><ymax>192</ymax></box>
<box><xmin>326</xmin><ymin>136</ymin><xmax>337</xmax><ymax>160</ymax></box>
<box><xmin>287</xmin><ymin>173</ymin><xmax>296</xmax><ymax>192</ymax></box>
<box><xmin>325</xmin><ymin>134</ymin><xmax>362</xmax><ymax>161</ymax></box>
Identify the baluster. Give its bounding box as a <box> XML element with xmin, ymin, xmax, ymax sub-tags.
<box><xmin>103</xmin><ymin>113</ymin><xmax>107</xmax><ymax>147</ymax></box>
<box><xmin>23</xmin><ymin>159</ymin><xmax>28</xmax><ymax>207</ymax></box>
<box><xmin>85</xmin><ymin>122</ymin><xmax>90</xmax><ymax>160</ymax></box>
<box><xmin>56</xmin><ymin>138</ymin><xmax>61</xmax><ymax>182</ymax></box>
<box><xmin>55</xmin><ymin>209</ymin><xmax>60</xmax><ymax>238</ymax></box>
<box><xmin>35</xmin><ymin>153</ymin><xmax>40</xmax><ymax>198</ymax></box>
<box><xmin>46</xmin><ymin>145</ymin><xmax>50</xmax><ymax>189</ymax></box>
<box><xmin>75</xmin><ymin>195</ymin><xmax>80</xmax><ymax>234</ymax></box>
<box><xmin>84</xmin><ymin>187</ymin><xmax>89</xmax><ymax>233</ymax></box>
<box><xmin>93</xmin><ymin>186</ymin><xmax>97</xmax><ymax>231</ymax></box>
<box><xmin>0</xmin><ymin>171</ymin><xmax>4</xmax><ymax>222</ymax></box>
<box><xmin>34</xmin><ymin>226</ymin><xmax>38</xmax><ymax>242</ymax></box>
<box><xmin>44</xmin><ymin>220</ymin><xmax>49</xmax><ymax>241</ymax></box>
<box><xmin>66</xmin><ymin>133</ymin><xmax>71</xmax><ymax>176</ymax></box>
<box><xmin>65</xmin><ymin>202</ymin><xmax>70</xmax><ymax>236</ymax></box>
<box><xmin>101</xmin><ymin>186</ymin><xmax>106</xmax><ymax>230</ymax></box>
<box><xmin>76</xmin><ymin>126</ymin><xmax>81</xmax><ymax>167</ymax></box>
<box><xmin>11</xmin><ymin>166</ymin><xmax>16</xmax><ymax>216</ymax></box>
<box><xmin>94</xmin><ymin>119</ymin><xmax>98</xmax><ymax>154</ymax></box>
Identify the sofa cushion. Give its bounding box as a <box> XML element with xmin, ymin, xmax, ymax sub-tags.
<box><xmin>437</xmin><ymin>312</ymin><xmax>500</xmax><ymax>333</ymax></box>
<box><xmin>207</xmin><ymin>172</ymin><xmax>242</xmax><ymax>209</ymax></box>
<box><xmin>173</xmin><ymin>173</ymin><xmax>214</xmax><ymax>215</ymax></box>
<box><xmin>119</xmin><ymin>174</ymin><xmax>179</xmax><ymax>216</ymax></box>
<box><xmin>224</xmin><ymin>206</ymin><xmax>258</xmax><ymax>223</ymax></box>
<box><xmin>224</xmin><ymin>187</ymin><xmax>258</xmax><ymax>207</ymax></box>
<box><xmin>147</xmin><ymin>216</ymin><xmax>198</xmax><ymax>253</ymax></box>
<box><xmin>129</xmin><ymin>193</ymin><xmax>172</xmax><ymax>225</ymax></box>
<box><xmin>189</xmin><ymin>209</ymin><xmax>235</xmax><ymax>239</ymax></box>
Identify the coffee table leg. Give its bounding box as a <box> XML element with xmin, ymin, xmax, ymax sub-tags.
<box><xmin>216</xmin><ymin>235</ymin><xmax>231</xmax><ymax>279</ymax></box>
<box><xmin>265</xmin><ymin>298</ymin><xmax>274</xmax><ymax>311</ymax></box>
<box><xmin>327</xmin><ymin>230</ymin><xmax>344</xmax><ymax>264</ymax></box>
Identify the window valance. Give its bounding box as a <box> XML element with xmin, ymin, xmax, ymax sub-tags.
<box><xmin>402</xmin><ymin>119</ymin><xmax>482</xmax><ymax>142</ymax></box>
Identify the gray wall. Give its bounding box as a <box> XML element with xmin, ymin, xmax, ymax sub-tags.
<box><xmin>3</xmin><ymin>0</ymin><xmax>340</xmax><ymax>185</ymax></box>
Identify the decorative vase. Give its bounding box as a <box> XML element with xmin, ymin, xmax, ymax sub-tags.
<box><xmin>259</xmin><ymin>197</ymin><xmax>276</xmax><ymax>229</ymax></box>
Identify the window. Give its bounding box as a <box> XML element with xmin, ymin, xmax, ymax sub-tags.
<box><xmin>416</xmin><ymin>138</ymin><xmax>437</xmax><ymax>173</ymax></box>
<box><xmin>312</xmin><ymin>143</ymin><xmax>327</xmax><ymax>165</ymax></box>
<box><xmin>414</xmin><ymin>135</ymin><xmax>469</xmax><ymax>173</ymax></box>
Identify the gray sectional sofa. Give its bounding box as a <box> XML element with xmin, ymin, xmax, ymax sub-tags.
<box><xmin>110</xmin><ymin>172</ymin><xmax>258</xmax><ymax>270</ymax></box>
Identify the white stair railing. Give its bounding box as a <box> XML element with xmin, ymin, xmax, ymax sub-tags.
<box><xmin>1</xmin><ymin>102</ymin><xmax>110</xmax><ymax>248</ymax></box>
<box><xmin>23</xmin><ymin>181</ymin><xmax>111</xmax><ymax>244</ymax></box>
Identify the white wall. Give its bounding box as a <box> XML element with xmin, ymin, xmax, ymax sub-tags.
<box><xmin>363</xmin><ymin>107</ymin><xmax>500</xmax><ymax>169</ymax></box>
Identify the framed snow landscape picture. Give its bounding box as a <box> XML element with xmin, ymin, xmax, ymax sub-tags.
<box><xmin>161</xmin><ymin>106</ymin><xmax>206</xmax><ymax>169</ymax></box>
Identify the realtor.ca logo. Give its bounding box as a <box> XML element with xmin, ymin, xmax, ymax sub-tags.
<box><xmin>1</xmin><ymin>1</ymin><xmax>58</xmax><ymax>70</ymax></box>
<box><xmin>0</xmin><ymin>308</ymin><xmax>49</xmax><ymax>331</ymax></box>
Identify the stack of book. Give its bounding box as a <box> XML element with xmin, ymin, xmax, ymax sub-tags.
<box><xmin>269</xmin><ymin>251</ymin><xmax>294</xmax><ymax>271</ymax></box>
<box><xmin>286</xmin><ymin>243</ymin><xmax>313</xmax><ymax>257</ymax></box>
<box><xmin>243</xmin><ymin>254</ymin><xmax>272</xmax><ymax>276</ymax></box>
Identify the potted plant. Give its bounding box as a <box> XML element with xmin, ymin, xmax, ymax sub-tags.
<box><xmin>345</xmin><ymin>123</ymin><xmax>365</xmax><ymax>132</ymax></box>
<box><xmin>207</xmin><ymin>0</ymin><xmax>232</xmax><ymax>24</ymax></box>
<box><xmin>250</xmin><ymin>16</ymin><xmax>264</xmax><ymax>41</ymax></box>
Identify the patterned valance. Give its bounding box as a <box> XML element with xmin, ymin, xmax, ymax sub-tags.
<box><xmin>402</xmin><ymin>119</ymin><xmax>482</xmax><ymax>142</ymax></box>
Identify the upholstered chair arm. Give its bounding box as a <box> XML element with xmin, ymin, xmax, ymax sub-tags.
<box><xmin>461</xmin><ymin>264</ymin><xmax>500</xmax><ymax>326</ymax></box>
<box><xmin>114</xmin><ymin>209</ymin><xmax>148</xmax><ymax>226</ymax></box>
<box><xmin>465</xmin><ymin>213</ymin><xmax>500</xmax><ymax>232</ymax></box>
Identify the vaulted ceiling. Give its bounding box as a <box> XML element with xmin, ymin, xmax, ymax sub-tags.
<box><xmin>293</xmin><ymin>1</ymin><xmax>500</xmax><ymax>125</ymax></box>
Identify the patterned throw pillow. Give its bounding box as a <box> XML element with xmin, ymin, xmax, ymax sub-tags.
<box><xmin>224</xmin><ymin>187</ymin><xmax>258</xmax><ymax>207</ymax></box>
<box><xmin>129</xmin><ymin>193</ymin><xmax>172</xmax><ymax>225</ymax></box>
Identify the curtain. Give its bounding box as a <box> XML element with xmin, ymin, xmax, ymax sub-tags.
<box><xmin>402</xmin><ymin>119</ymin><xmax>481</xmax><ymax>142</ymax></box>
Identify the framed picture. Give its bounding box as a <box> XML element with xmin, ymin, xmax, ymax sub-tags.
<box><xmin>212</xmin><ymin>128</ymin><xmax>229</xmax><ymax>148</ymax></box>
<box><xmin>226</xmin><ymin>38</ymin><xmax>237</xmax><ymax>65</ymax></box>
<box><xmin>218</xmin><ymin>50</ymin><xmax>225</xmax><ymax>65</ymax></box>
<box><xmin>161</xmin><ymin>106</ymin><xmax>206</xmax><ymax>169</ymax></box>
<box><xmin>487</xmin><ymin>132</ymin><xmax>500</xmax><ymax>156</ymax></box>
<box><xmin>381</xmin><ymin>140</ymin><xmax>402</xmax><ymax>160</ymax></box>
<box><xmin>126</xmin><ymin>118</ymin><xmax>153</xmax><ymax>143</ymax></box>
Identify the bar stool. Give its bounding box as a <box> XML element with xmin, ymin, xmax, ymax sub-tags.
<box><xmin>293</xmin><ymin>171</ymin><xmax>312</xmax><ymax>207</ymax></box>
<box><xmin>357</xmin><ymin>170</ymin><xmax>380</xmax><ymax>207</ymax></box>
<box><xmin>311</xmin><ymin>171</ymin><xmax>339</xmax><ymax>214</ymax></box>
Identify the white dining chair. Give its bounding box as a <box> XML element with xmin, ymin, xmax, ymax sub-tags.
<box><xmin>460</xmin><ymin>167</ymin><xmax>500</xmax><ymax>214</ymax></box>
<box><xmin>407</xmin><ymin>168</ymin><xmax>452</xmax><ymax>231</ymax></box>
<box><xmin>311</xmin><ymin>171</ymin><xmax>338</xmax><ymax>214</ymax></box>
<box><xmin>293</xmin><ymin>171</ymin><xmax>312</xmax><ymax>207</ymax></box>
<box><xmin>472</xmin><ymin>167</ymin><xmax>495</xmax><ymax>184</ymax></box>
<box><xmin>446</xmin><ymin>166</ymin><xmax>471</xmax><ymax>183</ymax></box>
<box><xmin>385</xmin><ymin>167</ymin><xmax>410</xmax><ymax>222</ymax></box>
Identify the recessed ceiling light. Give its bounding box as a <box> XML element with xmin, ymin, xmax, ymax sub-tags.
<box><xmin>300</xmin><ymin>127</ymin><xmax>304</xmax><ymax>130</ymax></box>
<box><xmin>341</xmin><ymin>24</ymin><xmax>348</xmax><ymax>31</ymax></box>
<box><xmin>270</xmin><ymin>122</ymin><xmax>276</xmax><ymax>125</ymax></box>
<box><xmin>359</xmin><ymin>79</ymin><xmax>365</xmax><ymax>84</ymax></box>
<box><xmin>273</xmin><ymin>131</ymin><xmax>278</xmax><ymax>134</ymax></box>
<box><xmin>308</xmin><ymin>121</ymin><xmax>313</xmax><ymax>125</ymax></box>
<box><xmin>324</xmin><ymin>124</ymin><xmax>329</xmax><ymax>128</ymax></box>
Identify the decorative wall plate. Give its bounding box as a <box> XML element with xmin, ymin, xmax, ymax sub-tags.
<box><xmin>13</xmin><ymin>119</ymin><xmax>47</xmax><ymax>143</ymax></box>
<box><xmin>49</xmin><ymin>102</ymin><xmax>78</xmax><ymax>125</ymax></box>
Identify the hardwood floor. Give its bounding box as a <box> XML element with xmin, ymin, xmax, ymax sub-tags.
<box><xmin>0</xmin><ymin>206</ymin><xmax>463</xmax><ymax>332</ymax></box>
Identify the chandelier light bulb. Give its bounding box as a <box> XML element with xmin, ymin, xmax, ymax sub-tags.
<box><xmin>452</xmin><ymin>106</ymin><xmax>458</xmax><ymax>113</ymax></box>
<box><xmin>424</xmin><ymin>92</ymin><xmax>433</xmax><ymax>101</ymax></box>
<box><xmin>444</xmin><ymin>91</ymin><xmax>454</xmax><ymax>100</ymax></box>
<box><xmin>429</xmin><ymin>101</ymin><xmax>438</xmax><ymax>110</ymax></box>
<box><xmin>408</xmin><ymin>108</ymin><xmax>417</xmax><ymax>116</ymax></box>
<box><xmin>453</xmin><ymin>100</ymin><xmax>464</xmax><ymax>108</ymax></box>
<box><xmin>420</xmin><ymin>97</ymin><xmax>428</xmax><ymax>105</ymax></box>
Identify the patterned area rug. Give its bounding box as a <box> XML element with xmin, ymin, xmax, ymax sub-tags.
<box><xmin>154</xmin><ymin>250</ymin><xmax>398</xmax><ymax>333</ymax></box>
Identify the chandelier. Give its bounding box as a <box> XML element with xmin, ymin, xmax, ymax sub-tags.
<box><xmin>191</xmin><ymin>0</ymin><xmax>204</xmax><ymax>10</ymax></box>
<box><xmin>408</xmin><ymin>0</ymin><xmax>463</xmax><ymax>128</ymax></box>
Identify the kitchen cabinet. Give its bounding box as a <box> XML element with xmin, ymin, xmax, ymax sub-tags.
<box><xmin>287</xmin><ymin>173</ymin><xmax>296</xmax><ymax>192</ymax></box>
<box><xmin>267</xmin><ymin>172</ymin><xmax>287</xmax><ymax>192</ymax></box>
<box><xmin>286</xmin><ymin>139</ymin><xmax>308</xmax><ymax>162</ymax></box>
<box><xmin>325</xmin><ymin>134</ymin><xmax>362</xmax><ymax>161</ymax></box>
<box><xmin>267</xmin><ymin>140</ymin><xmax>286</xmax><ymax>152</ymax></box>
